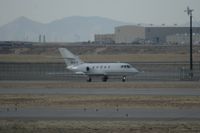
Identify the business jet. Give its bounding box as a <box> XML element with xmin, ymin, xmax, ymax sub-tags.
<box><xmin>59</xmin><ymin>48</ymin><xmax>139</xmax><ymax>82</ymax></box>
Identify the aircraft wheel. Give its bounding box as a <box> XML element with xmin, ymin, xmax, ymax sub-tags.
<box><xmin>102</xmin><ymin>76</ymin><xmax>108</xmax><ymax>82</ymax></box>
<box><xmin>87</xmin><ymin>77</ymin><xmax>92</xmax><ymax>82</ymax></box>
<box><xmin>122</xmin><ymin>76</ymin><xmax>126</xmax><ymax>82</ymax></box>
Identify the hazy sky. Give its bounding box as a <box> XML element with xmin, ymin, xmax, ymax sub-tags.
<box><xmin>0</xmin><ymin>0</ymin><xmax>200</xmax><ymax>26</ymax></box>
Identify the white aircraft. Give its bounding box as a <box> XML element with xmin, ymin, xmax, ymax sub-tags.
<box><xmin>59</xmin><ymin>48</ymin><xmax>139</xmax><ymax>82</ymax></box>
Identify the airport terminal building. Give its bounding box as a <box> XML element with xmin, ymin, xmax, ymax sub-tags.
<box><xmin>95</xmin><ymin>25</ymin><xmax>200</xmax><ymax>44</ymax></box>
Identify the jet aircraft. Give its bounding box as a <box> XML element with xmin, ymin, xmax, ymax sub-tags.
<box><xmin>59</xmin><ymin>48</ymin><xmax>139</xmax><ymax>82</ymax></box>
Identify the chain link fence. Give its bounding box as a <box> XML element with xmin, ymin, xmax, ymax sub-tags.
<box><xmin>0</xmin><ymin>62</ymin><xmax>199</xmax><ymax>81</ymax></box>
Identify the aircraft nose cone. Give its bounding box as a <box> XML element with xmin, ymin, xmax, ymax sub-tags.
<box><xmin>132</xmin><ymin>68</ymin><xmax>139</xmax><ymax>73</ymax></box>
<box><xmin>135</xmin><ymin>69</ymin><xmax>139</xmax><ymax>73</ymax></box>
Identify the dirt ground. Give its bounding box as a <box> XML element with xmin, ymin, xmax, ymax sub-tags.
<box><xmin>0</xmin><ymin>45</ymin><xmax>200</xmax><ymax>62</ymax></box>
<box><xmin>0</xmin><ymin>53</ymin><xmax>199</xmax><ymax>62</ymax></box>
<box><xmin>0</xmin><ymin>120</ymin><xmax>200</xmax><ymax>133</ymax></box>
<box><xmin>0</xmin><ymin>94</ymin><xmax>200</xmax><ymax>109</ymax></box>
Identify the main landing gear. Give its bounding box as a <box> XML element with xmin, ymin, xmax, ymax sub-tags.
<box><xmin>87</xmin><ymin>76</ymin><xmax>92</xmax><ymax>82</ymax></box>
<box><xmin>87</xmin><ymin>76</ymin><xmax>108</xmax><ymax>82</ymax></box>
<box><xmin>87</xmin><ymin>76</ymin><xmax>126</xmax><ymax>82</ymax></box>
<box><xmin>102</xmin><ymin>75</ymin><xmax>108</xmax><ymax>82</ymax></box>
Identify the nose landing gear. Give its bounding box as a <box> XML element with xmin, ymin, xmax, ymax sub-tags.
<box><xmin>122</xmin><ymin>76</ymin><xmax>126</xmax><ymax>82</ymax></box>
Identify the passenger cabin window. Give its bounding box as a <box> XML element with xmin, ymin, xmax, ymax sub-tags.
<box><xmin>94</xmin><ymin>65</ymin><xmax>111</xmax><ymax>69</ymax></box>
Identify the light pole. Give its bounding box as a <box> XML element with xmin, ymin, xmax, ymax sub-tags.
<box><xmin>185</xmin><ymin>6</ymin><xmax>194</xmax><ymax>79</ymax></box>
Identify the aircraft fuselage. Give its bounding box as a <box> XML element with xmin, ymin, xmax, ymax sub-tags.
<box><xmin>68</xmin><ymin>63</ymin><xmax>138</xmax><ymax>76</ymax></box>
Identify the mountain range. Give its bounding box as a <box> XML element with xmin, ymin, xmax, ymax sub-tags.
<box><xmin>0</xmin><ymin>16</ymin><xmax>128</xmax><ymax>42</ymax></box>
<box><xmin>0</xmin><ymin>16</ymin><xmax>199</xmax><ymax>42</ymax></box>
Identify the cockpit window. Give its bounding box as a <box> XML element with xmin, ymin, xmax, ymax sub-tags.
<box><xmin>121</xmin><ymin>65</ymin><xmax>131</xmax><ymax>69</ymax></box>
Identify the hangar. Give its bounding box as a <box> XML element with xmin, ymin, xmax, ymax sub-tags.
<box><xmin>115</xmin><ymin>25</ymin><xmax>200</xmax><ymax>44</ymax></box>
<box><xmin>95</xmin><ymin>25</ymin><xmax>200</xmax><ymax>44</ymax></box>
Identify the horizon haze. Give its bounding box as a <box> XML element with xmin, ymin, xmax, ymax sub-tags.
<box><xmin>0</xmin><ymin>0</ymin><xmax>200</xmax><ymax>27</ymax></box>
<box><xmin>0</xmin><ymin>15</ymin><xmax>200</xmax><ymax>42</ymax></box>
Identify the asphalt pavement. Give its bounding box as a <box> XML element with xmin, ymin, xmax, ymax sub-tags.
<box><xmin>0</xmin><ymin>88</ymin><xmax>200</xmax><ymax>96</ymax></box>
<box><xmin>1</xmin><ymin>107</ymin><xmax>200</xmax><ymax>120</ymax></box>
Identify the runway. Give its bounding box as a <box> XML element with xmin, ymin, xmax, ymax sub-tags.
<box><xmin>1</xmin><ymin>107</ymin><xmax>200</xmax><ymax>120</ymax></box>
<box><xmin>0</xmin><ymin>88</ymin><xmax>200</xmax><ymax>96</ymax></box>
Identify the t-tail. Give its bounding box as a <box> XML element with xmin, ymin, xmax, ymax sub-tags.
<box><xmin>58</xmin><ymin>48</ymin><xmax>83</xmax><ymax>66</ymax></box>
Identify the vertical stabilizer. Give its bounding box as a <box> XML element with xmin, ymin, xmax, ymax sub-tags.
<box><xmin>58</xmin><ymin>48</ymin><xmax>83</xmax><ymax>66</ymax></box>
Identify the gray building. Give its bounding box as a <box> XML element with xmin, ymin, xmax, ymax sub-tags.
<box><xmin>94</xmin><ymin>25</ymin><xmax>200</xmax><ymax>44</ymax></box>
<box><xmin>115</xmin><ymin>25</ymin><xmax>200</xmax><ymax>44</ymax></box>
<box><xmin>115</xmin><ymin>25</ymin><xmax>200</xmax><ymax>43</ymax></box>
<box><xmin>167</xmin><ymin>33</ymin><xmax>200</xmax><ymax>45</ymax></box>
<box><xmin>115</xmin><ymin>25</ymin><xmax>145</xmax><ymax>44</ymax></box>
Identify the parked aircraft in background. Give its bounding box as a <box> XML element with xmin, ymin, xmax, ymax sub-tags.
<box><xmin>59</xmin><ymin>48</ymin><xmax>139</xmax><ymax>82</ymax></box>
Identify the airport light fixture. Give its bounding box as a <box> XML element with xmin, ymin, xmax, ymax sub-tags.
<box><xmin>184</xmin><ymin>6</ymin><xmax>194</xmax><ymax>79</ymax></box>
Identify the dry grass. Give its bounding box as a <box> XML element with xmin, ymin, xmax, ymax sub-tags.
<box><xmin>0</xmin><ymin>120</ymin><xmax>200</xmax><ymax>133</ymax></box>
<box><xmin>0</xmin><ymin>53</ymin><xmax>199</xmax><ymax>62</ymax></box>
<box><xmin>81</xmin><ymin>53</ymin><xmax>200</xmax><ymax>62</ymax></box>
<box><xmin>0</xmin><ymin>54</ymin><xmax>60</xmax><ymax>63</ymax></box>
<box><xmin>1</xmin><ymin>94</ymin><xmax>200</xmax><ymax>109</ymax></box>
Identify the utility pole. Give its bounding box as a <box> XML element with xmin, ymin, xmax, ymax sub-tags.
<box><xmin>185</xmin><ymin>6</ymin><xmax>194</xmax><ymax>79</ymax></box>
